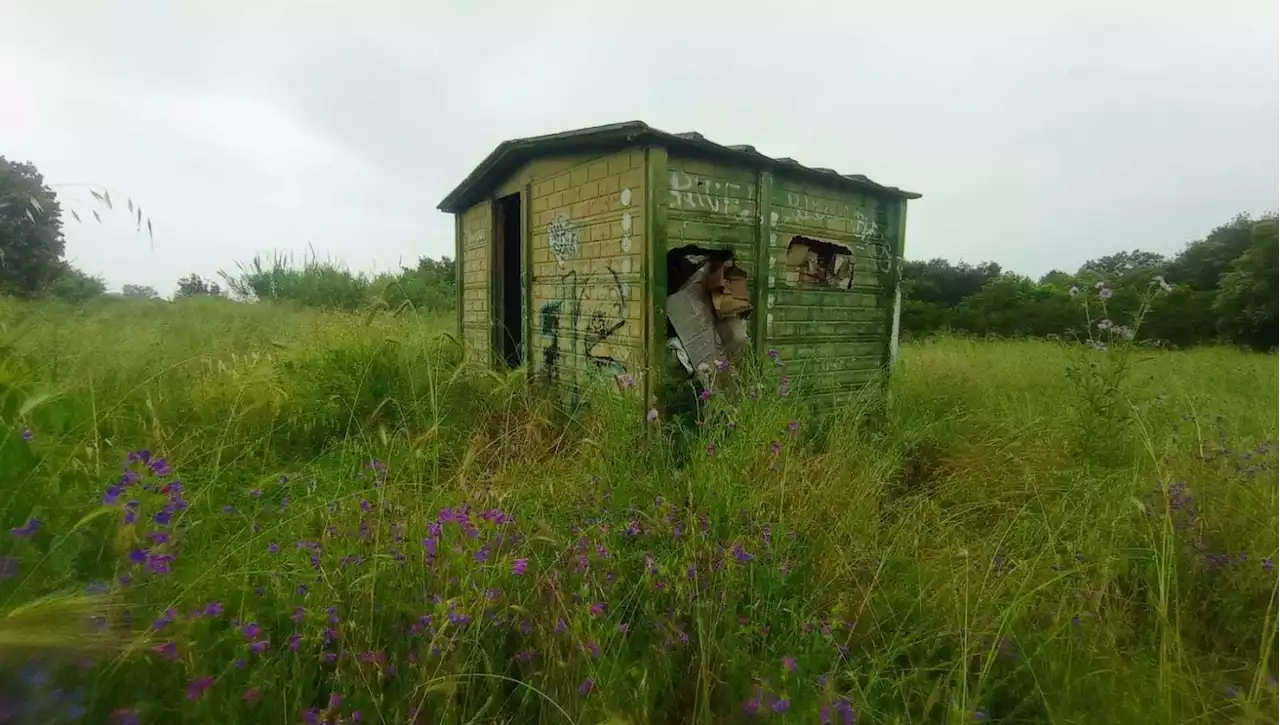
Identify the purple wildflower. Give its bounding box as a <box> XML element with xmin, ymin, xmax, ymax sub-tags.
<box><xmin>787</xmin><ymin>420</ymin><xmax>799</xmax><ymax>433</ymax></box>
<box><xmin>782</xmin><ymin>655</ymin><xmax>797</xmax><ymax>672</ymax></box>
<box><xmin>150</xmin><ymin>641</ymin><xmax>178</xmax><ymax>660</ymax></box>
<box><xmin>149</xmin><ymin>458</ymin><xmax>172</xmax><ymax>477</ymax></box>
<box><xmin>10</xmin><ymin>518</ymin><xmax>40</xmax><ymax>538</ymax></box>
<box><xmin>578</xmin><ymin>678</ymin><xmax>595</xmax><ymax>695</ymax></box>
<box><xmin>145</xmin><ymin>552</ymin><xmax>175</xmax><ymax>575</ymax></box>
<box><xmin>249</xmin><ymin>640</ymin><xmax>269</xmax><ymax>653</ymax></box>
<box><xmin>268</xmin><ymin>542</ymin><xmax>279</xmax><ymax>555</ymax></box>
<box><xmin>201</xmin><ymin>601</ymin><xmax>224</xmax><ymax>618</ymax></box>
<box><xmin>152</xmin><ymin>607</ymin><xmax>177</xmax><ymax>630</ymax></box>
<box><xmin>771</xmin><ymin>698</ymin><xmax>791</xmax><ymax>713</ymax></box>
<box><xmin>512</xmin><ymin>558</ymin><xmax>528</xmax><ymax>575</ymax></box>
<box><xmin>241</xmin><ymin>622</ymin><xmax>262</xmax><ymax>639</ymax></box>
<box><xmin>103</xmin><ymin>485</ymin><xmax>123</xmax><ymax>505</ymax></box>
<box><xmin>249</xmin><ymin>488</ymin><xmax>262</xmax><ymax>498</ymax></box>
<box><xmin>186</xmin><ymin>676</ymin><xmax>215</xmax><ymax>701</ymax></box>
<box><xmin>292</xmin><ymin>606</ymin><xmax>306</xmax><ymax>623</ymax></box>
<box><xmin>589</xmin><ymin>602</ymin><xmax>606</xmax><ymax>617</ymax></box>
<box><xmin>110</xmin><ymin>710</ymin><xmax>140</xmax><ymax>725</ymax></box>
<box><xmin>21</xmin><ymin>426</ymin><xmax>33</xmax><ymax>441</ymax></box>
<box><xmin>328</xmin><ymin>693</ymin><xmax>342</xmax><ymax>709</ymax></box>
<box><xmin>243</xmin><ymin>688</ymin><xmax>262</xmax><ymax>702</ymax></box>
<box><xmin>699</xmin><ymin>389</ymin><xmax>713</xmax><ymax>401</ymax></box>
<box><xmin>289</xmin><ymin>633</ymin><xmax>301</xmax><ymax>651</ymax></box>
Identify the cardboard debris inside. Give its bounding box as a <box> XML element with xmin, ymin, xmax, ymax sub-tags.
<box><xmin>666</xmin><ymin>257</ymin><xmax>752</xmax><ymax>386</ymax></box>
<box><xmin>785</xmin><ymin>238</ymin><xmax>854</xmax><ymax>290</ymax></box>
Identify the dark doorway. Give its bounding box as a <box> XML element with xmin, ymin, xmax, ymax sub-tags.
<box><xmin>493</xmin><ymin>193</ymin><xmax>524</xmax><ymax>368</ymax></box>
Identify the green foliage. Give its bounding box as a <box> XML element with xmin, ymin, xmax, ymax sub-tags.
<box><xmin>48</xmin><ymin>263</ymin><xmax>106</xmax><ymax>304</ymax></box>
<box><xmin>1165</xmin><ymin>213</ymin><xmax>1256</xmax><ymax>291</ymax></box>
<box><xmin>120</xmin><ymin>284</ymin><xmax>159</xmax><ymax>300</ymax></box>
<box><xmin>903</xmin><ymin>213</ymin><xmax>1278</xmax><ymax>350</ymax></box>
<box><xmin>174</xmin><ymin>273</ymin><xmax>221</xmax><ymax>298</ymax></box>
<box><xmin>1213</xmin><ymin>216</ymin><xmax>1278</xmax><ymax>351</ymax></box>
<box><xmin>370</xmin><ymin>255</ymin><xmax>456</xmax><ymax>313</ymax></box>
<box><xmin>218</xmin><ymin>253</ymin><xmax>457</xmax><ymax>314</ymax></box>
<box><xmin>0</xmin><ymin>300</ymin><xmax>1274</xmax><ymax>724</ymax></box>
<box><xmin>0</xmin><ymin>157</ymin><xmax>65</xmax><ymax>297</ymax></box>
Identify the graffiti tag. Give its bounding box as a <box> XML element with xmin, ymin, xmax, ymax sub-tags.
<box><xmin>538</xmin><ymin>267</ymin><xmax>630</xmax><ymax>396</ymax></box>
<box><xmin>668</xmin><ymin>171</ymin><xmax>754</xmax><ymax>218</ymax></box>
<box><xmin>547</xmin><ymin>214</ymin><xmax>578</xmax><ymax>266</ymax></box>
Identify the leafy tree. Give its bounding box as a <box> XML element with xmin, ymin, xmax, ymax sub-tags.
<box><xmin>901</xmin><ymin>258</ymin><xmax>1002</xmax><ymax>308</ymax></box>
<box><xmin>1214</xmin><ymin>215</ymin><xmax>1278</xmax><ymax>350</ymax></box>
<box><xmin>0</xmin><ymin>156</ymin><xmax>65</xmax><ymax>297</ymax></box>
<box><xmin>954</xmin><ymin>274</ymin><xmax>1078</xmax><ymax>338</ymax></box>
<box><xmin>1077</xmin><ymin>250</ymin><xmax>1167</xmax><ymax>280</ymax></box>
<box><xmin>50</xmin><ymin>263</ymin><xmax>106</xmax><ymax>304</ymax></box>
<box><xmin>1038</xmin><ymin>269</ymin><xmax>1075</xmax><ymax>288</ymax></box>
<box><xmin>372</xmin><ymin>255</ymin><xmax>457</xmax><ymax>312</ymax></box>
<box><xmin>121</xmin><ymin>284</ymin><xmax>159</xmax><ymax>300</ymax></box>
<box><xmin>175</xmin><ymin>274</ymin><xmax>222</xmax><ymax>298</ymax></box>
<box><xmin>1164</xmin><ymin>213</ymin><xmax>1255</xmax><ymax>291</ymax></box>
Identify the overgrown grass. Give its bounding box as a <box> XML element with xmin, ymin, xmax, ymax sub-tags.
<box><xmin>0</xmin><ymin>300</ymin><xmax>1274</xmax><ymax>724</ymax></box>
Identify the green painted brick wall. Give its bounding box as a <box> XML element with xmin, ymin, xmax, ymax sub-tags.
<box><xmin>762</xmin><ymin>176</ymin><xmax>900</xmax><ymax>399</ymax></box>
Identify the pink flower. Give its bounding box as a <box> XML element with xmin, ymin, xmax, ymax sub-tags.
<box><xmin>512</xmin><ymin>558</ymin><xmax>528</xmax><ymax>576</ymax></box>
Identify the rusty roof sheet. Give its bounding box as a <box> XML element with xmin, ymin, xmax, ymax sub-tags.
<box><xmin>438</xmin><ymin>120</ymin><xmax>920</xmax><ymax>212</ymax></box>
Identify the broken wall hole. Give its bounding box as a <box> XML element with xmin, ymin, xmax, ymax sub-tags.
<box><xmin>663</xmin><ymin>247</ymin><xmax>752</xmax><ymax>409</ymax></box>
<box><xmin>785</xmin><ymin>235</ymin><xmax>855</xmax><ymax>290</ymax></box>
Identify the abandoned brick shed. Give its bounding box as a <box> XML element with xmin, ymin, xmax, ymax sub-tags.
<box><xmin>437</xmin><ymin>121</ymin><xmax>920</xmax><ymax>412</ymax></box>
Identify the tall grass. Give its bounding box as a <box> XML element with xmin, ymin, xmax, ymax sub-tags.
<box><xmin>0</xmin><ymin>300</ymin><xmax>1274</xmax><ymax>724</ymax></box>
<box><xmin>217</xmin><ymin>253</ymin><xmax>456</xmax><ymax>314</ymax></box>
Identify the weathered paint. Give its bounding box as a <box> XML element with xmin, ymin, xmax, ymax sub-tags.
<box><xmin>764</xmin><ymin>176</ymin><xmax>896</xmax><ymax>402</ymax></box>
<box><xmin>449</xmin><ymin>135</ymin><xmax>912</xmax><ymax>414</ymax></box>
<box><xmin>459</xmin><ymin>200</ymin><xmax>492</xmax><ymax>366</ymax></box>
<box><xmin>665</xmin><ymin>157</ymin><xmax>759</xmax><ymax>275</ymax></box>
<box><xmin>644</xmin><ymin>146</ymin><xmax>669</xmax><ymax>415</ymax></box>
<box><xmin>526</xmin><ymin>150</ymin><xmax>647</xmax><ymax>401</ymax></box>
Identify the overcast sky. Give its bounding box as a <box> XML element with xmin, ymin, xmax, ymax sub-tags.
<box><xmin>2</xmin><ymin>1</ymin><xmax>1276</xmax><ymax>296</ymax></box>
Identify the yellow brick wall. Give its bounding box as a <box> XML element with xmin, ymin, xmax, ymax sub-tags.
<box><xmin>460</xmin><ymin>200</ymin><xmax>491</xmax><ymax>365</ymax></box>
<box><xmin>525</xmin><ymin>149</ymin><xmax>647</xmax><ymax>396</ymax></box>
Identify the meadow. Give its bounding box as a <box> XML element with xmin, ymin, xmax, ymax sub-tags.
<box><xmin>0</xmin><ymin>297</ymin><xmax>1274</xmax><ymax>724</ymax></box>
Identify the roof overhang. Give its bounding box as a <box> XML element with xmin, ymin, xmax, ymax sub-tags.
<box><xmin>437</xmin><ymin>120</ymin><xmax>921</xmax><ymax>213</ymax></box>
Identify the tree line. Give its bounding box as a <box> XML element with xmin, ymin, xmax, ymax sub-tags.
<box><xmin>3</xmin><ymin>154</ymin><xmax>1276</xmax><ymax>349</ymax></box>
<box><xmin>0</xmin><ymin>155</ymin><xmax>457</xmax><ymax>312</ymax></box>
<box><xmin>900</xmin><ymin>212</ymin><xmax>1277</xmax><ymax>351</ymax></box>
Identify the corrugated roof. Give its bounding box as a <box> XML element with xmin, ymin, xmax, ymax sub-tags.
<box><xmin>437</xmin><ymin>121</ymin><xmax>921</xmax><ymax>212</ymax></box>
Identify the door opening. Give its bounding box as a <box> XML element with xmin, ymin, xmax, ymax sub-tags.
<box><xmin>493</xmin><ymin>193</ymin><xmax>523</xmax><ymax>368</ymax></box>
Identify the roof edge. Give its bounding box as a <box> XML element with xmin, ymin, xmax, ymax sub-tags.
<box><xmin>437</xmin><ymin>121</ymin><xmax>920</xmax><ymax>212</ymax></box>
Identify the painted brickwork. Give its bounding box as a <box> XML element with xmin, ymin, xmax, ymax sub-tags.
<box><xmin>665</xmin><ymin>156</ymin><xmax>759</xmax><ymax>272</ymax></box>
<box><xmin>764</xmin><ymin>177</ymin><xmax>899</xmax><ymax>400</ymax></box>
<box><xmin>526</xmin><ymin>150</ymin><xmax>647</xmax><ymax>398</ymax></box>
<box><xmin>459</xmin><ymin>201</ymin><xmax>492</xmax><ymax>366</ymax></box>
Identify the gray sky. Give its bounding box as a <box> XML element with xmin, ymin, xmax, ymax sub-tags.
<box><xmin>2</xmin><ymin>1</ymin><xmax>1276</xmax><ymax>296</ymax></box>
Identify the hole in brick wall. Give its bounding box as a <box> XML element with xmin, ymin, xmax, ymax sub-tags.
<box><xmin>785</xmin><ymin>236</ymin><xmax>854</xmax><ymax>290</ymax></box>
